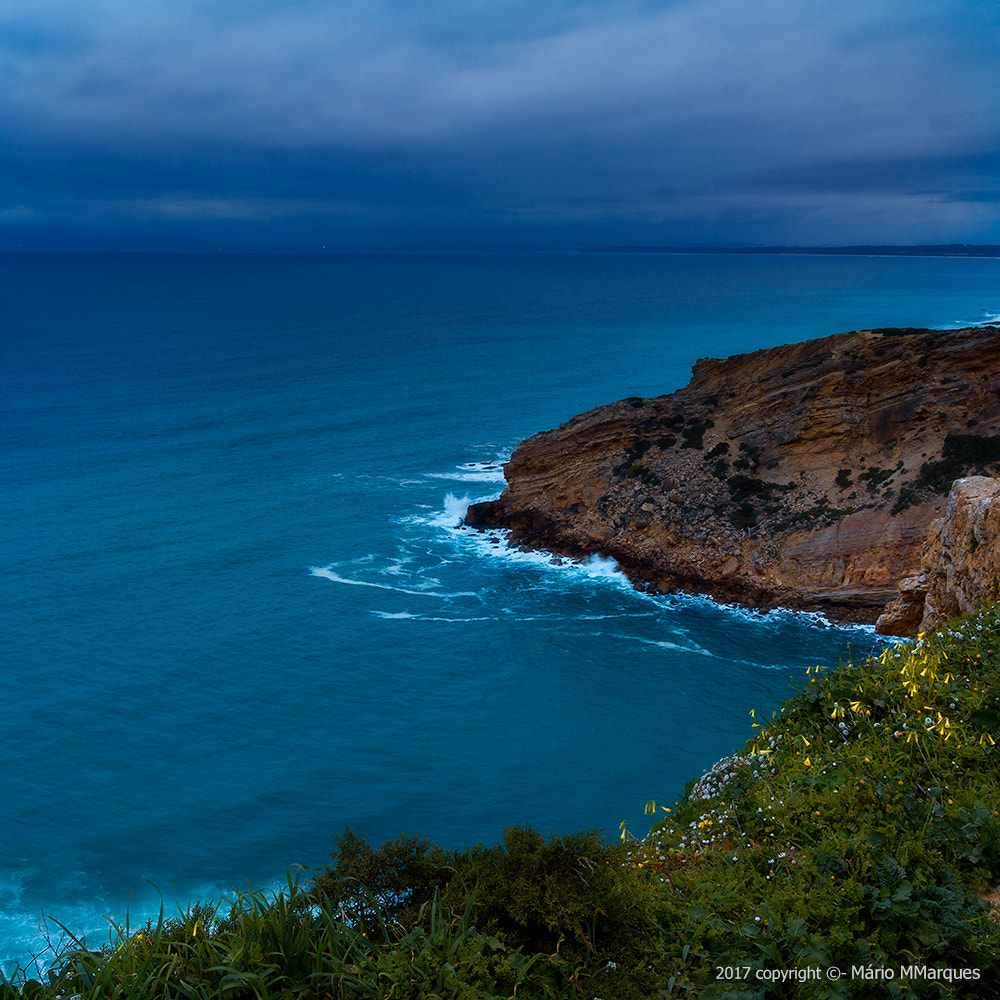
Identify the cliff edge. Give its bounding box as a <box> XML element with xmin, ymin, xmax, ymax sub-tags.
<box><xmin>878</xmin><ymin>476</ymin><xmax>1000</xmax><ymax>634</ymax></box>
<box><xmin>466</xmin><ymin>326</ymin><xmax>1000</xmax><ymax>633</ymax></box>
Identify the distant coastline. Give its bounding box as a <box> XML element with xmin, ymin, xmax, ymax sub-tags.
<box><xmin>580</xmin><ymin>243</ymin><xmax>1000</xmax><ymax>258</ymax></box>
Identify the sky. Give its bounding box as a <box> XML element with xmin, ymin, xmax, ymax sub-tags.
<box><xmin>2</xmin><ymin>0</ymin><xmax>999</xmax><ymax>250</ymax></box>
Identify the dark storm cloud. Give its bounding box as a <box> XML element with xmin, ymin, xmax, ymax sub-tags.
<box><xmin>2</xmin><ymin>0</ymin><xmax>999</xmax><ymax>248</ymax></box>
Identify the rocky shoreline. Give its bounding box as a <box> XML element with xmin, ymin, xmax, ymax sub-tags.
<box><xmin>466</xmin><ymin>325</ymin><xmax>1000</xmax><ymax>635</ymax></box>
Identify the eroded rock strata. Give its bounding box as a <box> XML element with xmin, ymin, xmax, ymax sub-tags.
<box><xmin>877</xmin><ymin>477</ymin><xmax>1000</xmax><ymax>635</ymax></box>
<box><xmin>466</xmin><ymin>326</ymin><xmax>1000</xmax><ymax>633</ymax></box>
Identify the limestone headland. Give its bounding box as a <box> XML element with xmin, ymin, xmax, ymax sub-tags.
<box><xmin>465</xmin><ymin>325</ymin><xmax>1000</xmax><ymax>634</ymax></box>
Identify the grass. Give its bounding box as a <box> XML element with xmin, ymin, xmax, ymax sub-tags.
<box><xmin>623</xmin><ymin>606</ymin><xmax>1000</xmax><ymax>996</ymax></box>
<box><xmin>7</xmin><ymin>606</ymin><xmax>1000</xmax><ymax>998</ymax></box>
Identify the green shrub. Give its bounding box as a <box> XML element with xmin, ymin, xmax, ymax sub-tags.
<box><xmin>315</xmin><ymin>825</ymin><xmax>652</xmax><ymax>962</ymax></box>
<box><xmin>907</xmin><ymin>433</ymin><xmax>1000</xmax><ymax>501</ymax></box>
<box><xmin>312</xmin><ymin>827</ymin><xmax>456</xmax><ymax>938</ymax></box>
<box><xmin>623</xmin><ymin>604</ymin><xmax>1000</xmax><ymax>995</ymax></box>
<box><xmin>730</xmin><ymin>501</ymin><xmax>757</xmax><ymax>529</ymax></box>
<box><xmin>467</xmin><ymin>826</ymin><xmax>650</xmax><ymax>957</ymax></box>
<box><xmin>682</xmin><ymin>418</ymin><xmax>714</xmax><ymax>449</ymax></box>
<box><xmin>727</xmin><ymin>475</ymin><xmax>795</xmax><ymax>503</ymax></box>
<box><xmin>14</xmin><ymin>607</ymin><xmax>1000</xmax><ymax>1000</ymax></box>
<box><xmin>858</xmin><ymin>465</ymin><xmax>894</xmax><ymax>494</ymax></box>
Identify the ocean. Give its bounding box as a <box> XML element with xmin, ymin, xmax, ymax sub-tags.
<box><xmin>2</xmin><ymin>250</ymin><xmax>998</xmax><ymax>972</ymax></box>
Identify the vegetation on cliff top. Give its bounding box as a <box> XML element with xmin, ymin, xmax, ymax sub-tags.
<box><xmin>6</xmin><ymin>607</ymin><xmax>1000</xmax><ymax>998</ymax></box>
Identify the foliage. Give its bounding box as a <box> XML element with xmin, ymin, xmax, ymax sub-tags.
<box><xmin>312</xmin><ymin>827</ymin><xmax>456</xmax><ymax>936</ymax></box>
<box><xmin>895</xmin><ymin>433</ymin><xmax>1000</xmax><ymax>511</ymax></box>
<box><xmin>314</xmin><ymin>824</ymin><xmax>653</xmax><ymax>961</ymax></box>
<box><xmin>726</xmin><ymin>476</ymin><xmax>794</xmax><ymax>503</ymax></box>
<box><xmin>8</xmin><ymin>605</ymin><xmax>1000</xmax><ymax>997</ymax></box>
<box><xmin>681</xmin><ymin>418</ymin><xmax>715</xmax><ymax>450</ymax></box>
<box><xmin>1</xmin><ymin>873</ymin><xmax>566</xmax><ymax>1000</ymax></box>
<box><xmin>857</xmin><ymin>464</ymin><xmax>898</xmax><ymax>496</ymax></box>
<box><xmin>614</xmin><ymin>438</ymin><xmax>661</xmax><ymax>483</ymax></box>
<box><xmin>623</xmin><ymin>603</ymin><xmax>1000</xmax><ymax>996</ymax></box>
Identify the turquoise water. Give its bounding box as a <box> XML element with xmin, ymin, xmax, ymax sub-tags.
<box><xmin>2</xmin><ymin>250</ymin><xmax>998</xmax><ymax>971</ymax></box>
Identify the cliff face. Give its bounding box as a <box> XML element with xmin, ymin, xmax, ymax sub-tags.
<box><xmin>466</xmin><ymin>326</ymin><xmax>1000</xmax><ymax>632</ymax></box>
<box><xmin>877</xmin><ymin>477</ymin><xmax>1000</xmax><ymax>634</ymax></box>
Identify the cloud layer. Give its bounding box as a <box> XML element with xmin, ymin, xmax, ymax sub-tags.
<box><xmin>3</xmin><ymin>0</ymin><xmax>999</xmax><ymax>248</ymax></box>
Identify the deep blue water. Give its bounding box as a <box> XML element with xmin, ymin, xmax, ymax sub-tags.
<box><xmin>2</xmin><ymin>250</ymin><xmax>999</xmax><ymax>971</ymax></box>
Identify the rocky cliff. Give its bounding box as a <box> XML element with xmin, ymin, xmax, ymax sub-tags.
<box><xmin>877</xmin><ymin>476</ymin><xmax>1000</xmax><ymax>634</ymax></box>
<box><xmin>466</xmin><ymin>326</ymin><xmax>1000</xmax><ymax>632</ymax></box>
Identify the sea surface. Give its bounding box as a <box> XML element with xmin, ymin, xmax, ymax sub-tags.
<box><xmin>2</xmin><ymin>250</ymin><xmax>999</xmax><ymax>972</ymax></box>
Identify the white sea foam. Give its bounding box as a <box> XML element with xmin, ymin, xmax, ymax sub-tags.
<box><xmin>936</xmin><ymin>309</ymin><xmax>1000</xmax><ymax>330</ymax></box>
<box><xmin>309</xmin><ymin>565</ymin><xmax>479</xmax><ymax>602</ymax></box>
<box><xmin>309</xmin><ymin>566</ymin><xmax>438</xmax><ymax>597</ymax></box>
<box><xmin>613</xmin><ymin>633</ymin><xmax>715</xmax><ymax>656</ymax></box>
<box><xmin>576</xmin><ymin>612</ymin><xmax>657</xmax><ymax>621</ymax></box>
<box><xmin>656</xmin><ymin>589</ymin><xmax>881</xmax><ymax>636</ymax></box>
<box><xmin>425</xmin><ymin>460</ymin><xmax>508</xmax><ymax>485</ymax></box>
<box><xmin>370</xmin><ymin>610</ymin><xmax>494</xmax><ymax>623</ymax></box>
<box><xmin>577</xmin><ymin>553</ymin><xmax>624</xmax><ymax>579</ymax></box>
<box><xmin>0</xmin><ymin>873</ymin><xmax>176</xmax><ymax>979</ymax></box>
<box><xmin>325</xmin><ymin>479</ymin><xmax>883</xmax><ymax>667</ymax></box>
<box><xmin>442</xmin><ymin>492</ymin><xmax>471</xmax><ymax>527</ymax></box>
<box><xmin>417</xmin><ymin>487</ymin><xmax>885</xmax><ymax>646</ymax></box>
<box><xmin>427</xmin><ymin>468</ymin><xmax>507</xmax><ymax>484</ymax></box>
<box><xmin>311</xmin><ymin>566</ymin><xmax>400</xmax><ymax>590</ymax></box>
<box><xmin>404</xmin><ymin>493</ymin><xmax>479</xmax><ymax>532</ymax></box>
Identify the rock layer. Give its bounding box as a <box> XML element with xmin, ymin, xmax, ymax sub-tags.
<box><xmin>466</xmin><ymin>326</ymin><xmax>1000</xmax><ymax>632</ymax></box>
<box><xmin>877</xmin><ymin>477</ymin><xmax>1000</xmax><ymax>634</ymax></box>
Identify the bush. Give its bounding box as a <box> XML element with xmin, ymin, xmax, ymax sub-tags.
<box><xmin>312</xmin><ymin>827</ymin><xmax>457</xmax><ymax>938</ymax></box>
<box><xmin>906</xmin><ymin>433</ymin><xmax>1000</xmax><ymax>501</ymax></box>
<box><xmin>623</xmin><ymin>604</ymin><xmax>1000</xmax><ymax>995</ymax></box>
<box><xmin>469</xmin><ymin>826</ymin><xmax>649</xmax><ymax>956</ymax></box>
<box><xmin>314</xmin><ymin>824</ymin><xmax>652</xmax><ymax>962</ymax></box>
<box><xmin>14</xmin><ymin>607</ymin><xmax>1000</xmax><ymax>999</ymax></box>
